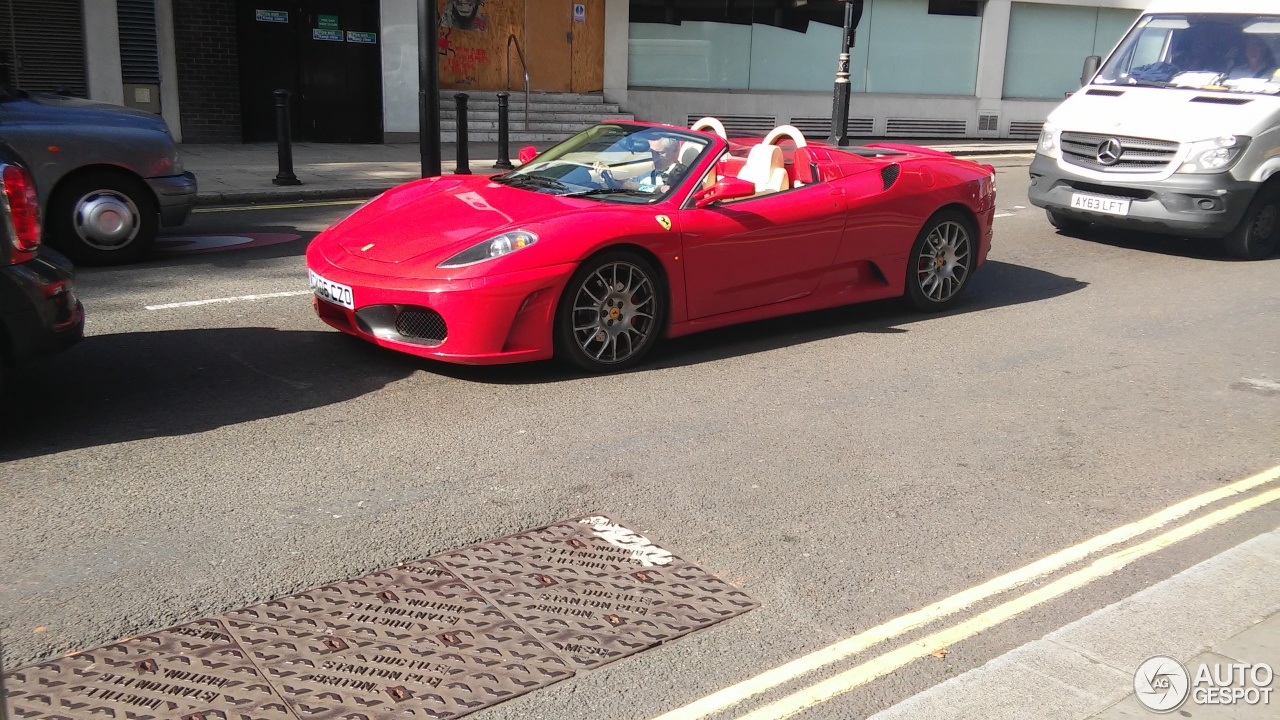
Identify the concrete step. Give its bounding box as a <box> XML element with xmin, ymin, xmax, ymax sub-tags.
<box><xmin>442</xmin><ymin>118</ymin><xmax>632</xmax><ymax>132</ymax></box>
<box><xmin>439</xmin><ymin>110</ymin><xmax>633</xmax><ymax>123</ymax></box>
<box><xmin>440</xmin><ymin>89</ymin><xmax>609</xmax><ymax>104</ymax></box>
<box><xmin>443</xmin><ymin>101</ymin><xmax>623</xmax><ymax>115</ymax></box>
<box><xmin>442</xmin><ymin>130</ymin><xmax>577</xmax><ymax>144</ymax></box>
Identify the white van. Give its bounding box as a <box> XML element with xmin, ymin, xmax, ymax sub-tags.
<box><xmin>1029</xmin><ymin>0</ymin><xmax>1280</xmax><ymax>259</ymax></box>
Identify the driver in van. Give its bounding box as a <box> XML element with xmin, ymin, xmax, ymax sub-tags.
<box><xmin>1228</xmin><ymin>34</ymin><xmax>1278</xmax><ymax>79</ymax></box>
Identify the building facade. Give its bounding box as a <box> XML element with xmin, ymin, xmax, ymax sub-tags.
<box><xmin>4</xmin><ymin>0</ymin><xmax>1149</xmax><ymax>143</ymax></box>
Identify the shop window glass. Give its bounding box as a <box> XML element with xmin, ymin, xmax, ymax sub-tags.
<box><xmin>865</xmin><ymin>0</ymin><xmax>981</xmax><ymax>95</ymax></box>
<box><xmin>1003</xmin><ymin>2</ymin><xmax>1141</xmax><ymax>99</ymax></box>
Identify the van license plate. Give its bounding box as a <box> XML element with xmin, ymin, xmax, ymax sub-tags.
<box><xmin>1070</xmin><ymin>193</ymin><xmax>1131</xmax><ymax>216</ymax></box>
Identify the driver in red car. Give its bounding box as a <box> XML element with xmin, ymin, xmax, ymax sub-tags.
<box><xmin>593</xmin><ymin>136</ymin><xmax>690</xmax><ymax>194</ymax></box>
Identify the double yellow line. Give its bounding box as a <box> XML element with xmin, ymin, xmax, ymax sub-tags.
<box><xmin>655</xmin><ymin>464</ymin><xmax>1280</xmax><ymax>720</ymax></box>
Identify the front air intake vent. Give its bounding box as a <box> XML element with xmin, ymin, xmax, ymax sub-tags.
<box><xmin>1190</xmin><ymin>96</ymin><xmax>1252</xmax><ymax>105</ymax></box>
<box><xmin>396</xmin><ymin>307</ymin><xmax>448</xmax><ymax>343</ymax></box>
<box><xmin>1085</xmin><ymin>88</ymin><xmax>1125</xmax><ymax>97</ymax></box>
<box><xmin>881</xmin><ymin>164</ymin><xmax>901</xmax><ymax>190</ymax></box>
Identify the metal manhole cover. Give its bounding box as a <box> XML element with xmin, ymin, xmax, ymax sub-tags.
<box><xmin>5</xmin><ymin>515</ymin><xmax>756</xmax><ymax>719</ymax></box>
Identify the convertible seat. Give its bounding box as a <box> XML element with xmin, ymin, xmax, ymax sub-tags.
<box><xmin>737</xmin><ymin>144</ymin><xmax>790</xmax><ymax>194</ymax></box>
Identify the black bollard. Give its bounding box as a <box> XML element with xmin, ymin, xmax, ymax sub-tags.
<box><xmin>454</xmin><ymin>93</ymin><xmax>471</xmax><ymax>175</ymax></box>
<box><xmin>272</xmin><ymin>89</ymin><xmax>301</xmax><ymax>186</ymax></box>
<box><xmin>493</xmin><ymin>92</ymin><xmax>513</xmax><ymax>170</ymax></box>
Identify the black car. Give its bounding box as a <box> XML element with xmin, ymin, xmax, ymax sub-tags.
<box><xmin>0</xmin><ymin>142</ymin><xmax>84</xmax><ymax>388</ymax></box>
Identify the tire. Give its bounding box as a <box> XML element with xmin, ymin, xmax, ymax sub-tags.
<box><xmin>46</xmin><ymin>170</ymin><xmax>159</xmax><ymax>266</ymax></box>
<box><xmin>1046</xmin><ymin>209</ymin><xmax>1090</xmax><ymax>234</ymax></box>
<box><xmin>1223</xmin><ymin>183</ymin><xmax>1280</xmax><ymax>261</ymax></box>
<box><xmin>905</xmin><ymin>210</ymin><xmax>978</xmax><ymax>313</ymax></box>
<box><xmin>555</xmin><ymin>250</ymin><xmax>666</xmax><ymax>373</ymax></box>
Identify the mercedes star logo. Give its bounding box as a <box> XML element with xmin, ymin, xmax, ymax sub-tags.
<box><xmin>1097</xmin><ymin>137</ymin><xmax>1123</xmax><ymax>166</ymax></box>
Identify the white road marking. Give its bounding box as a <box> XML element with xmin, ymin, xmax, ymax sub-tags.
<box><xmin>1013</xmin><ymin>205</ymin><xmax>1026</xmax><ymax>209</ymax></box>
<box><xmin>1233</xmin><ymin>378</ymin><xmax>1280</xmax><ymax>395</ymax></box>
<box><xmin>145</xmin><ymin>290</ymin><xmax>310</xmax><ymax>310</ymax></box>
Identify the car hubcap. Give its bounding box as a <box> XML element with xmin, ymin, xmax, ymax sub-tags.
<box><xmin>570</xmin><ymin>261</ymin><xmax>657</xmax><ymax>364</ymax></box>
<box><xmin>74</xmin><ymin>191</ymin><xmax>140</xmax><ymax>250</ymax></box>
<box><xmin>917</xmin><ymin>220</ymin><xmax>971</xmax><ymax>303</ymax></box>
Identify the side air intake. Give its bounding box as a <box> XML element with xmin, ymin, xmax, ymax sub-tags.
<box><xmin>881</xmin><ymin>164</ymin><xmax>901</xmax><ymax>191</ymax></box>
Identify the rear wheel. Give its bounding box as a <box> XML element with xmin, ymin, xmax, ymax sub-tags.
<box><xmin>47</xmin><ymin>171</ymin><xmax>158</xmax><ymax>266</ymax></box>
<box><xmin>905</xmin><ymin>210</ymin><xmax>977</xmax><ymax>312</ymax></box>
<box><xmin>556</xmin><ymin>250</ymin><xmax>665</xmax><ymax>372</ymax></box>
<box><xmin>1046</xmin><ymin>209</ymin><xmax>1090</xmax><ymax>234</ymax></box>
<box><xmin>1223</xmin><ymin>184</ymin><xmax>1280</xmax><ymax>260</ymax></box>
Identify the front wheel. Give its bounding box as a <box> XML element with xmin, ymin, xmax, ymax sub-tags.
<box><xmin>905</xmin><ymin>210</ymin><xmax>977</xmax><ymax>312</ymax></box>
<box><xmin>47</xmin><ymin>171</ymin><xmax>159</xmax><ymax>266</ymax></box>
<box><xmin>556</xmin><ymin>251</ymin><xmax>666</xmax><ymax>372</ymax></box>
<box><xmin>1223</xmin><ymin>184</ymin><xmax>1280</xmax><ymax>260</ymax></box>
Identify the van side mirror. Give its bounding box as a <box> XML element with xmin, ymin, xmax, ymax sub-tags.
<box><xmin>693</xmin><ymin>177</ymin><xmax>756</xmax><ymax>208</ymax></box>
<box><xmin>1081</xmin><ymin>55</ymin><xmax>1102</xmax><ymax>87</ymax></box>
<box><xmin>517</xmin><ymin>146</ymin><xmax>538</xmax><ymax>164</ymax></box>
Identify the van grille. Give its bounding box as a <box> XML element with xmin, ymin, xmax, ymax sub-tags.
<box><xmin>1061</xmin><ymin>132</ymin><xmax>1179</xmax><ymax>173</ymax></box>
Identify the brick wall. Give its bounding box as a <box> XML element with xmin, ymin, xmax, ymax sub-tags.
<box><xmin>173</xmin><ymin>0</ymin><xmax>240</xmax><ymax>142</ymax></box>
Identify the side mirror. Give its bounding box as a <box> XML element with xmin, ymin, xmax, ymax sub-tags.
<box><xmin>517</xmin><ymin>146</ymin><xmax>538</xmax><ymax>164</ymax></box>
<box><xmin>1080</xmin><ymin>55</ymin><xmax>1102</xmax><ymax>87</ymax></box>
<box><xmin>693</xmin><ymin>176</ymin><xmax>756</xmax><ymax>208</ymax></box>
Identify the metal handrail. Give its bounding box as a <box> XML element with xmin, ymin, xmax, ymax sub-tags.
<box><xmin>506</xmin><ymin>34</ymin><xmax>530</xmax><ymax>130</ymax></box>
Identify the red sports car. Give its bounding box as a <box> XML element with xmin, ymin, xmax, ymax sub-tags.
<box><xmin>306</xmin><ymin>119</ymin><xmax>996</xmax><ymax>372</ymax></box>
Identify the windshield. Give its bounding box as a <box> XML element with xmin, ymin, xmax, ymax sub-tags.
<box><xmin>494</xmin><ymin>123</ymin><xmax>712</xmax><ymax>203</ymax></box>
<box><xmin>1097</xmin><ymin>14</ymin><xmax>1280</xmax><ymax>95</ymax></box>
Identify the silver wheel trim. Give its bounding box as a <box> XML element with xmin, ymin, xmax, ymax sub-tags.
<box><xmin>570</xmin><ymin>260</ymin><xmax>658</xmax><ymax>364</ymax></box>
<box><xmin>916</xmin><ymin>220</ymin><xmax>971</xmax><ymax>303</ymax></box>
<box><xmin>73</xmin><ymin>190</ymin><xmax>141</xmax><ymax>250</ymax></box>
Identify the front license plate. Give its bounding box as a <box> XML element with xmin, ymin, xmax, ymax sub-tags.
<box><xmin>308</xmin><ymin>270</ymin><xmax>354</xmax><ymax>309</ymax></box>
<box><xmin>1070</xmin><ymin>192</ymin><xmax>1131</xmax><ymax>216</ymax></box>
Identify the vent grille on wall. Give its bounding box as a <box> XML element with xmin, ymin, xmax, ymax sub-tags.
<box><xmin>787</xmin><ymin>116</ymin><xmax>875</xmax><ymax>139</ymax></box>
<box><xmin>1009</xmin><ymin>121</ymin><xmax>1045</xmax><ymax>140</ymax></box>
<box><xmin>118</xmin><ymin>0</ymin><xmax>160</xmax><ymax>85</ymax></box>
<box><xmin>978</xmin><ymin>114</ymin><xmax>998</xmax><ymax>132</ymax></box>
<box><xmin>0</xmin><ymin>0</ymin><xmax>87</xmax><ymax>96</ymax></box>
<box><xmin>686</xmin><ymin>114</ymin><xmax>777</xmax><ymax>137</ymax></box>
<box><xmin>884</xmin><ymin>118</ymin><xmax>967</xmax><ymax>138</ymax></box>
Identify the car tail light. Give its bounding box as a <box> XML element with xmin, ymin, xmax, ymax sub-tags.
<box><xmin>3</xmin><ymin>164</ymin><xmax>41</xmax><ymax>253</ymax></box>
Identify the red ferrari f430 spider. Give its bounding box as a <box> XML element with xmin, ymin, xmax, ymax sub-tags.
<box><xmin>306</xmin><ymin>119</ymin><xmax>996</xmax><ymax>372</ymax></box>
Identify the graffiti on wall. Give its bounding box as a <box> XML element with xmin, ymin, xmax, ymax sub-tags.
<box><xmin>442</xmin><ymin>0</ymin><xmax>486</xmax><ymax>31</ymax></box>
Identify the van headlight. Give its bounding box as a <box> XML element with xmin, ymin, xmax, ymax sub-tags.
<box><xmin>1177</xmin><ymin>136</ymin><xmax>1250</xmax><ymax>174</ymax></box>
<box><xmin>1037</xmin><ymin>123</ymin><xmax>1061</xmax><ymax>159</ymax></box>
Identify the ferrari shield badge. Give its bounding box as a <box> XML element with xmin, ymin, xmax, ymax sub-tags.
<box><xmin>655</xmin><ymin>215</ymin><xmax>672</xmax><ymax>231</ymax></box>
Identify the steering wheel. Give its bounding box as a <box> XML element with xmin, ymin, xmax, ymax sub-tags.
<box><xmin>690</xmin><ymin>116</ymin><xmax>728</xmax><ymax>139</ymax></box>
<box><xmin>763</xmin><ymin>125</ymin><xmax>808</xmax><ymax>148</ymax></box>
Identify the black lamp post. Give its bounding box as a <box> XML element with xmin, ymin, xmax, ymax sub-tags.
<box><xmin>418</xmin><ymin>0</ymin><xmax>442</xmax><ymax>177</ymax></box>
<box><xmin>828</xmin><ymin>0</ymin><xmax>865</xmax><ymax>147</ymax></box>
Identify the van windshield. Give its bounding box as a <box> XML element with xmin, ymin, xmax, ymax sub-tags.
<box><xmin>1096</xmin><ymin>14</ymin><xmax>1280</xmax><ymax>95</ymax></box>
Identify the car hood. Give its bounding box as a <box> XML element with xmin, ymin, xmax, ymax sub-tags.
<box><xmin>323</xmin><ymin>174</ymin><xmax>589</xmax><ymax>265</ymax></box>
<box><xmin>3</xmin><ymin>92</ymin><xmax>171</xmax><ymax>134</ymax></box>
<box><xmin>1049</xmin><ymin>86</ymin><xmax>1280</xmax><ymax>142</ymax></box>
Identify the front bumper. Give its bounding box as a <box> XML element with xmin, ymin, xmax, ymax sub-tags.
<box><xmin>306</xmin><ymin>245</ymin><xmax>576</xmax><ymax>365</ymax></box>
<box><xmin>147</xmin><ymin>171</ymin><xmax>197</xmax><ymax>227</ymax></box>
<box><xmin>0</xmin><ymin>247</ymin><xmax>85</xmax><ymax>366</ymax></box>
<box><xmin>1028</xmin><ymin>154</ymin><xmax>1256</xmax><ymax>239</ymax></box>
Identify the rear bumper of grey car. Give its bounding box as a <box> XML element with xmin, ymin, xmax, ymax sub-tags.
<box><xmin>1028</xmin><ymin>154</ymin><xmax>1255</xmax><ymax>239</ymax></box>
<box><xmin>147</xmin><ymin>171</ymin><xmax>197</xmax><ymax>227</ymax></box>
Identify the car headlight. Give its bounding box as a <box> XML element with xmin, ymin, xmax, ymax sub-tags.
<box><xmin>1177</xmin><ymin>136</ymin><xmax>1250</xmax><ymax>174</ymax></box>
<box><xmin>438</xmin><ymin>230</ymin><xmax>538</xmax><ymax>268</ymax></box>
<box><xmin>1038</xmin><ymin>123</ymin><xmax>1060</xmax><ymax>159</ymax></box>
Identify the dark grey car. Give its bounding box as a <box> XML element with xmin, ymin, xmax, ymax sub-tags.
<box><xmin>0</xmin><ymin>88</ymin><xmax>197</xmax><ymax>265</ymax></box>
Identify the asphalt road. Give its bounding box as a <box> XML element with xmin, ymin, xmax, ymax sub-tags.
<box><xmin>2</xmin><ymin>155</ymin><xmax>1278</xmax><ymax>719</ymax></box>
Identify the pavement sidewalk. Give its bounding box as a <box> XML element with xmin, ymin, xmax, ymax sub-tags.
<box><xmin>179</xmin><ymin>139</ymin><xmax>1035</xmax><ymax>206</ymax></box>
<box><xmin>870</xmin><ymin>530</ymin><xmax>1280</xmax><ymax>720</ymax></box>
